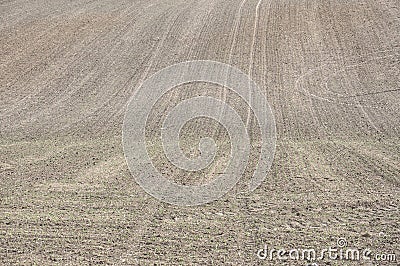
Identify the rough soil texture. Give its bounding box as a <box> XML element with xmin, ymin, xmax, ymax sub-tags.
<box><xmin>1</xmin><ymin>0</ymin><xmax>399</xmax><ymax>265</ymax></box>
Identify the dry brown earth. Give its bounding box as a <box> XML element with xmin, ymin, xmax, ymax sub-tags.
<box><xmin>1</xmin><ymin>0</ymin><xmax>399</xmax><ymax>265</ymax></box>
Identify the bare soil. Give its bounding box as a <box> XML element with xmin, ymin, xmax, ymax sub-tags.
<box><xmin>1</xmin><ymin>0</ymin><xmax>399</xmax><ymax>265</ymax></box>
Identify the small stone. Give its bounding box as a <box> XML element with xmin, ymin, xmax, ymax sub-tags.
<box><xmin>361</xmin><ymin>232</ymin><xmax>371</xmax><ymax>237</ymax></box>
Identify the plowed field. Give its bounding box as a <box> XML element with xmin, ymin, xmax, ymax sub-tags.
<box><xmin>1</xmin><ymin>0</ymin><xmax>399</xmax><ymax>265</ymax></box>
